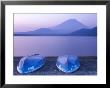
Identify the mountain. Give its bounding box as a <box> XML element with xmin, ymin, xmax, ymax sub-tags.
<box><xmin>51</xmin><ymin>19</ymin><xmax>88</xmax><ymax>34</ymax></box>
<box><xmin>14</xmin><ymin>19</ymin><xmax>96</xmax><ymax>36</ymax></box>
<box><xmin>14</xmin><ymin>28</ymin><xmax>58</xmax><ymax>36</ymax></box>
<box><xmin>15</xmin><ymin>28</ymin><xmax>51</xmax><ymax>36</ymax></box>
<box><xmin>68</xmin><ymin>27</ymin><xmax>97</xmax><ymax>36</ymax></box>
<box><xmin>27</xmin><ymin>28</ymin><xmax>54</xmax><ymax>34</ymax></box>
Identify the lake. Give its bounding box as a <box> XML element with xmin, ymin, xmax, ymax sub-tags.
<box><xmin>14</xmin><ymin>36</ymin><xmax>97</xmax><ymax>57</ymax></box>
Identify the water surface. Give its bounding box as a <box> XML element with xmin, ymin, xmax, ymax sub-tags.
<box><xmin>14</xmin><ymin>36</ymin><xmax>97</xmax><ymax>57</ymax></box>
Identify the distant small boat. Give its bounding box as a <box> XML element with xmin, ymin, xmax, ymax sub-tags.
<box><xmin>56</xmin><ymin>55</ymin><xmax>80</xmax><ymax>73</ymax></box>
<box><xmin>17</xmin><ymin>54</ymin><xmax>45</xmax><ymax>74</ymax></box>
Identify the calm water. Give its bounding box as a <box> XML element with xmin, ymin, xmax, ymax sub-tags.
<box><xmin>14</xmin><ymin>36</ymin><xmax>97</xmax><ymax>57</ymax></box>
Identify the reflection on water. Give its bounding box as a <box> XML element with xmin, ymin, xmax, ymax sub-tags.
<box><xmin>14</xmin><ymin>36</ymin><xmax>97</xmax><ymax>57</ymax></box>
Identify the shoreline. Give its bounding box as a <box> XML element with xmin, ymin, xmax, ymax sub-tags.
<box><xmin>13</xmin><ymin>56</ymin><xmax>97</xmax><ymax>75</ymax></box>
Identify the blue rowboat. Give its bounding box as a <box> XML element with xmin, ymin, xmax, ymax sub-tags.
<box><xmin>56</xmin><ymin>55</ymin><xmax>80</xmax><ymax>73</ymax></box>
<box><xmin>17</xmin><ymin>54</ymin><xmax>45</xmax><ymax>74</ymax></box>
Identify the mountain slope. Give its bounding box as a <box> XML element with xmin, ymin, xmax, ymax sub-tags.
<box><xmin>69</xmin><ymin>27</ymin><xmax>97</xmax><ymax>36</ymax></box>
<box><xmin>14</xmin><ymin>28</ymin><xmax>57</xmax><ymax>36</ymax></box>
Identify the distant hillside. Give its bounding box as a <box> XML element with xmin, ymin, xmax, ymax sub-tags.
<box><xmin>68</xmin><ymin>27</ymin><xmax>97</xmax><ymax>36</ymax></box>
<box><xmin>14</xmin><ymin>28</ymin><xmax>57</xmax><ymax>36</ymax></box>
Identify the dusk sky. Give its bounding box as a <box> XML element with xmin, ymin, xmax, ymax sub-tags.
<box><xmin>14</xmin><ymin>13</ymin><xmax>97</xmax><ymax>32</ymax></box>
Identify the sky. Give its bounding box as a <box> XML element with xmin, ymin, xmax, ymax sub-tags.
<box><xmin>14</xmin><ymin>13</ymin><xmax>97</xmax><ymax>32</ymax></box>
